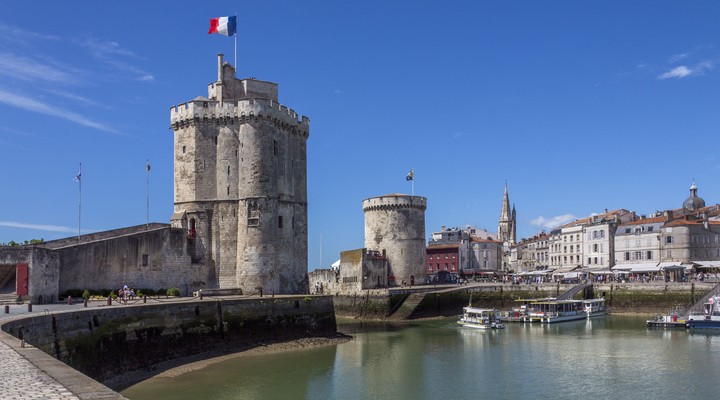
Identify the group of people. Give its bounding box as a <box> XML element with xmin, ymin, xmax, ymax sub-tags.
<box><xmin>117</xmin><ymin>285</ymin><xmax>136</xmax><ymax>304</ymax></box>
<box><xmin>314</xmin><ymin>282</ymin><xmax>324</xmax><ymax>294</ymax></box>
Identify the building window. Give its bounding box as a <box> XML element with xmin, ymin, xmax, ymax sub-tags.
<box><xmin>182</xmin><ymin>145</ymin><xmax>186</xmax><ymax>154</ymax></box>
<box><xmin>625</xmin><ymin>252</ymin><xmax>630</xmax><ymax>261</ymax></box>
<box><xmin>666</xmin><ymin>236</ymin><xmax>673</xmax><ymax>244</ymax></box>
<box><xmin>142</xmin><ymin>254</ymin><xmax>148</xmax><ymax>267</ymax></box>
<box><xmin>278</xmin><ymin>216</ymin><xmax>283</xmax><ymax>229</ymax></box>
<box><xmin>273</xmin><ymin>140</ymin><xmax>278</xmax><ymax>156</ymax></box>
<box><xmin>247</xmin><ymin>201</ymin><xmax>260</xmax><ymax>227</ymax></box>
<box><xmin>647</xmin><ymin>251</ymin><xmax>653</xmax><ymax>260</ymax></box>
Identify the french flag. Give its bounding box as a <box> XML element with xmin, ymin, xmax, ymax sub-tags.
<box><xmin>208</xmin><ymin>16</ymin><xmax>237</xmax><ymax>36</ymax></box>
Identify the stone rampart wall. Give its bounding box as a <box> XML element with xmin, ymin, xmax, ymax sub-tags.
<box><xmin>56</xmin><ymin>227</ymin><xmax>209</xmax><ymax>296</ymax></box>
<box><xmin>0</xmin><ymin>296</ymin><xmax>336</xmax><ymax>386</ymax></box>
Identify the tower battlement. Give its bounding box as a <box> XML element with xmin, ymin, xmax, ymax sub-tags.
<box><xmin>362</xmin><ymin>194</ymin><xmax>427</xmax><ymax>212</ymax></box>
<box><xmin>170</xmin><ymin>98</ymin><xmax>309</xmax><ymax>136</ymax></box>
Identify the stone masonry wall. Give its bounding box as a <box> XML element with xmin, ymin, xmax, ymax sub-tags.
<box><xmin>56</xmin><ymin>227</ymin><xmax>210</xmax><ymax>296</ymax></box>
<box><xmin>363</xmin><ymin>195</ymin><xmax>427</xmax><ymax>285</ymax></box>
<box><xmin>0</xmin><ymin>295</ymin><xmax>337</xmax><ymax>386</ymax></box>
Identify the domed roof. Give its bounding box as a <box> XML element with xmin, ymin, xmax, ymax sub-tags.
<box><xmin>683</xmin><ymin>182</ymin><xmax>705</xmax><ymax>212</ymax></box>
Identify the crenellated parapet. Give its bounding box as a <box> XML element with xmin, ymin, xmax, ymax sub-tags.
<box><xmin>362</xmin><ymin>194</ymin><xmax>427</xmax><ymax>212</ymax></box>
<box><xmin>170</xmin><ymin>98</ymin><xmax>310</xmax><ymax>138</ymax></box>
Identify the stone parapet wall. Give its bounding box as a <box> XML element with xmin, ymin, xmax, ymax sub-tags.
<box><xmin>0</xmin><ymin>296</ymin><xmax>336</xmax><ymax>387</ymax></box>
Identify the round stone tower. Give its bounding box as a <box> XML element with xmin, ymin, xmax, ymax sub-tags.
<box><xmin>170</xmin><ymin>54</ymin><xmax>309</xmax><ymax>294</ymax></box>
<box><xmin>362</xmin><ymin>194</ymin><xmax>427</xmax><ymax>286</ymax></box>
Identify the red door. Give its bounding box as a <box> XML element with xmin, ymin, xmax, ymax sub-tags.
<box><xmin>16</xmin><ymin>263</ymin><xmax>28</xmax><ymax>296</ymax></box>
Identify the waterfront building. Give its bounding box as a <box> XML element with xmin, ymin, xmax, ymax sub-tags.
<box><xmin>426</xmin><ymin>226</ymin><xmax>503</xmax><ymax>282</ymax></box>
<box><xmin>582</xmin><ymin>209</ymin><xmax>637</xmax><ymax>271</ymax></box>
<box><xmin>512</xmin><ymin>232</ymin><xmax>550</xmax><ymax>273</ymax></box>
<box><xmin>613</xmin><ymin>215</ymin><xmax>666</xmax><ymax>273</ymax></box>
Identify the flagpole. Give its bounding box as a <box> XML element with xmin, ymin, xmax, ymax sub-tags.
<box><xmin>234</xmin><ymin>13</ymin><xmax>237</xmax><ymax>76</ymax></box>
<box><xmin>77</xmin><ymin>162</ymin><xmax>82</xmax><ymax>241</ymax></box>
<box><xmin>146</xmin><ymin>160</ymin><xmax>150</xmax><ymax>229</ymax></box>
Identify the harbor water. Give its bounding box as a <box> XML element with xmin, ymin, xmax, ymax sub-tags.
<box><xmin>123</xmin><ymin>315</ymin><xmax>720</xmax><ymax>399</ymax></box>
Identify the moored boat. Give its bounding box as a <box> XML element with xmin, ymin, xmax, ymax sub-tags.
<box><xmin>458</xmin><ymin>307</ymin><xmax>505</xmax><ymax>329</ymax></box>
<box><xmin>687</xmin><ymin>296</ymin><xmax>720</xmax><ymax>329</ymax></box>
<box><xmin>523</xmin><ymin>298</ymin><xmax>607</xmax><ymax>323</ymax></box>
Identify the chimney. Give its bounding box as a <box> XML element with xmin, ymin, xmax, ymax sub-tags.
<box><xmin>666</xmin><ymin>210</ymin><xmax>673</xmax><ymax>221</ymax></box>
<box><xmin>217</xmin><ymin>53</ymin><xmax>224</xmax><ymax>82</ymax></box>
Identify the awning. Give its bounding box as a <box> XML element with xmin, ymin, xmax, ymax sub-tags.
<box><xmin>611</xmin><ymin>262</ymin><xmax>660</xmax><ymax>273</ymax></box>
<box><xmin>589</xmin><ymin>270</ymin><xmax>614</xmax><ymax>275</ymax></box>
<box><xmin>561</xmin><ymin>272</ymin><xmax>581</xmax><ymax>279</ymax></box>
<box><xmin>656</xmin><ymin>261</ymin><xmax>685</xmax><ymax>271</ymax></box>
<box><xmin>690</xmin><ymin>261</ymin><xmax>720</xmax><ymax>269</ymax></box>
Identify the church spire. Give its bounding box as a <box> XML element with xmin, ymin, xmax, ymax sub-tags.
<box><xmin>498</xmin><ymin>182</ymin><xmax>513</xmax><ymax>243</ymax></box>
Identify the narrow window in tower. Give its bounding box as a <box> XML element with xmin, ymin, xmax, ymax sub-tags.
<box><xmin>278</xmin><ymin>216</ymin><xmax>283</xmax><ymax>229</ymax></box>
<box><xmin>227</xmin><ymin>186</ymin><xmax>230</xmax><ymax>195</ymax></box>
<box><xmin>292</xmin><ymin>217</ymin><xmax>295</xmax><ymax>230</ymax></box>
<box><xmin>227</xmin><ymin>166</ymin><xmax>230</xmax><ymax>176</ymax></box>
<box><xmin>182</xmin><ymin>146</ymin><xmax>186</xmax><ymax>154</ymax></box>
<box><xmin>273</xmin><ymin>140</ymin><xmax>278</xmax><ymax>156</ymax></box>
<box><xmin>215</xmin><ymin>136</ymin><xmax>218</xmax><ymax>146</ymax></box>
<box><xmin>235</xmin><ymin>149</ymin><xmax>238</xmax><ymax>157</ymax></box>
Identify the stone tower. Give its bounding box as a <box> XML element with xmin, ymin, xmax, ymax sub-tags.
<box><xmin>170</xmin><ymin>54</ymin><xmax>309</xmax><ymax>294</ymax></box>
<box><xmin>363</xmin><ymin>194</ymin><xmax>427</xmax><ymax>285</ymax></box>
<box><xmin>498</xmin><ymin>183</ymin><xmax>516</xmax><ymax>244</ymax></box>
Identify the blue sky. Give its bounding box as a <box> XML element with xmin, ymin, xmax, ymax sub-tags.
<box><xmin>1</xmin><ymin>1</ymin><xmax>719</xmax><ymax>270</ymax></box>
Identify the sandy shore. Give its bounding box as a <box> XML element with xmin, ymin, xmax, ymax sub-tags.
<box><xmin>105</xmin><ymin>333</ymin><xmax>352</xmax><ymax>391</ymax></box>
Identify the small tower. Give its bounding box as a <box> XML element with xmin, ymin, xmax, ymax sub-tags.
<box><xmin>363</xmin><ymin>194</ymin><xmax>427</xmax><ymax>286</ymax></box>
<box><xmin>170</xmin><ymin>54</ymin><xmax>310</xmax><ymax>294</ymax></box>
<box><xmin>498</xmin><ymin>183</ymin><xmax>516</xmax><ymax>244</ymax></box>
<box><xmin>683</xmin><ymin>182</ymin><xmax>706</xmax><ymax>213</ymax></box>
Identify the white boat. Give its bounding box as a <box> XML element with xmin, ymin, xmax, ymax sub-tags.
<box><xmin>458</xmin><ymin>307</ymin><xmax>505</xmax><ymax>329</ymax></box>
<box><xmin>687</xmin><ymin>296</ymin><xmax>720</xmax><ymax>329</ymax></box>
<box><xmin>523</xmin><ymin>298</ymin><xmax>607</xmax><ymax>323</ymax></box>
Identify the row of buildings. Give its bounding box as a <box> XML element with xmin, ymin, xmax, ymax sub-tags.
<box><xmin>424</xmin><ymin>183</ymin><xmax>720</xmax><ymax>283</ymax></box>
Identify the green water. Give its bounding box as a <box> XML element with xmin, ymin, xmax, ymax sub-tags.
<box><xmin>122</xmin><ymin>316</ymin><xmax>720</xmax><ymax>399</ymax></box>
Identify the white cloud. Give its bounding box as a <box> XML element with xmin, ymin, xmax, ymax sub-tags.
<box><xmin>658</xmin><ymin>61</ymin><xmax>715</xmax><ymax>80</ymax></box>
<box><xmin>0</xmin><ymin>52</ymin><xmax>79</xmax><ymax>85</ymax></box>
<box><xmin>658</xmin><ymin>66</ymin><xmax>692</xmax><ymax>79</ymax></box>
<box><xmin>80</xmin><ymin>37</ymin><xmax>154</xmax><ymax>82</ymax></box>
<box><xmin>0</xmin><ymin>88</ymin><xmax>116</xmax><ymax>133</ymax></box>
<box><xmin>668</xmin><ymin>53</ymin><xmax>690</xmax><ymax>63</ymax></box>
<box><xmin>530</xmin><ymin>214</ymin><xmax>576</xmax><ymax>230</ymax></box>
<box><xmin>0</xmin><ymin>221</ymin><xmax>76</xmax><ymax>233</ymax></box>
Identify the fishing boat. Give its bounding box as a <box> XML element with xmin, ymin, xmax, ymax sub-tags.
<box><xmin>458</xmin><ymin>307</ymin><xmax>505</xmax><ymax>329</ymax></box>
<box><xmin>523</xmin><ymin>298</ymin><xmax>607</xmax><ymax>323</ymax></box>
<box><xmin>686</xmin><ymin>296</ymin><xmax>720</xmax><ymax>329</ymax></box>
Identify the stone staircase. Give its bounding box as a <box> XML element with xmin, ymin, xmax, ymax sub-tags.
<box><xmin>387</xmin><ymin>292</ymin><xmax>427</xmax><ymax>320</ymax></box>
<box><xmin>556</xmin><ymin>283</ymin><xmax>593</xmax><ymax>300</ymax></box>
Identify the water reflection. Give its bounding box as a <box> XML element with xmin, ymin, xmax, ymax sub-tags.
<box><xmin>123</xmin><ymin>316</ymin><xmax>720</xmax><ymax>400</ymax></box>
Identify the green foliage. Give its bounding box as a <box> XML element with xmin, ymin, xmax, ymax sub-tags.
<box><xmin>167</xmin><ymin>287</ymin><xmax>180</xmax><ymax>297</ymax></box>
<box><xmin>0</xmin><ymin>238</ymin><xmax>44</xmax><ymax>246</ymax></box>
<box><xmin>303</xmin><ymin>296</ymin><xmax>312</xmax><ymax>302</ymax></box>
<box><xmin>82</xmin><ymin>290</ymin><xmax>91</xmax><ymax>300</ymax></box>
